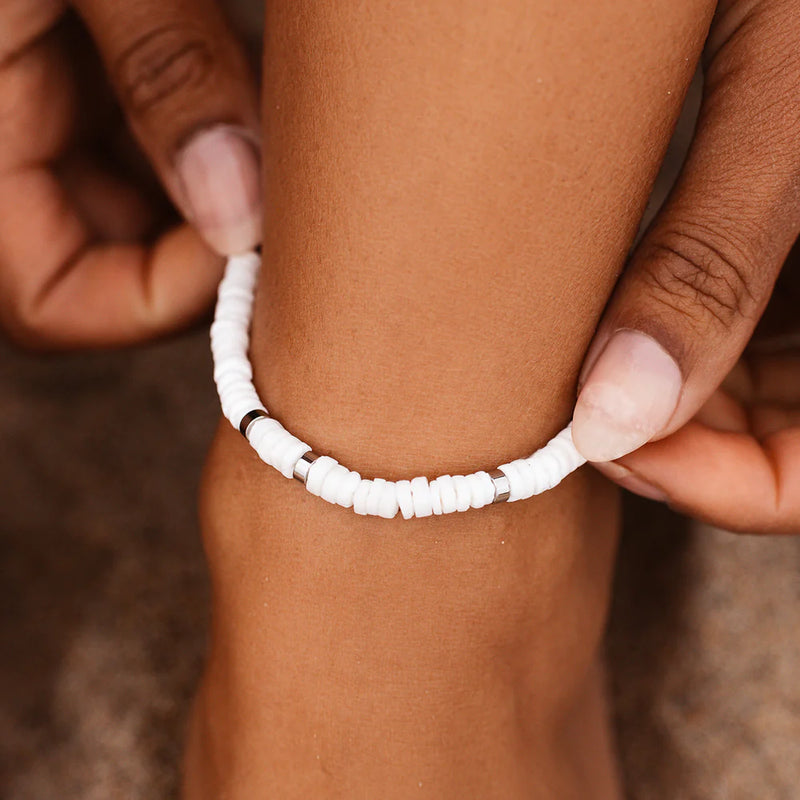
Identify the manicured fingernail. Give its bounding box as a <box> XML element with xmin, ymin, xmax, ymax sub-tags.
<box><xmin>175</xmin><ymin>126</ymin><xmax>261</xmax><ymax>255</ymax></box>
<box><xmin>598</xmin><ymin>461</ymin><xmax>668</xmax><ymax>503</ymax></box>
<box><xmin>573</xmin><ymin>330</ymin><xmax>682</xmax><ymax>462</ymax></box>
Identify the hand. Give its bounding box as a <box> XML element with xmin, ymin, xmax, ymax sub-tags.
<box><xmin>0</xmin><ymin>0</ymin><xmax>261</xmax><ymax>347</ymax></box>
<box><xmin>571</xmin><ymin>0</ymin><xmax>800</xmax><ymax>534</ymax></box>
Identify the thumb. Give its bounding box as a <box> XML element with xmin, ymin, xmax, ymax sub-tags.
<box><xmin>73</xmin><ymin>0</ymin><xmax>261</xmax><ymax>255</ymax></box>
<box><xmin>573</xmin><ymin>0</ymin><xmax>800</xmax><ymax>463</ymax></box>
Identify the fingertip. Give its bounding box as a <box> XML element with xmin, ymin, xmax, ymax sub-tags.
<box><xmin>200</xmin><ymin>215</ymin><xmax>262</xmax><ymax>257</ymax></box>
<box><xmin>174</xmin><ymin>125</ymin><xmax>262</xmax><ymax>256</ymax></box>
<box><xmin>573</xmin><ymin>329</ymin><xmax>683</xmax><ymax>462</ymax></box>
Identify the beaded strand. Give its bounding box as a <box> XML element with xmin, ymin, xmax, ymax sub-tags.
<box><xmin>211</xmin><ymin>253</ymin><xmax>587</xmax><ymax>519</ymax></box>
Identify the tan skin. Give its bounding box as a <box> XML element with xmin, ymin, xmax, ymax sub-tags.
<box><xmin>187</xmin><ymin>1</ymin><xmax>709</xmax><ymax>797</ymax></box>
<box><xmin>609</xmin><ymin>253</ymin><xmax>800</xmax><ymax>532</ymax></box>
<box><xmin>576</xmin><ymin>0</ymin><xmax>800</xmax><ymax>530</ymax></box>
<box><xmin>2</xmin><ymin>0</ymin><xmax>800</xmax><ymax>797</ymax></box>
<box><xmin>0</xmin><ymin>0</ymin><xmax>260</xmax><ymax>346</ymax></box>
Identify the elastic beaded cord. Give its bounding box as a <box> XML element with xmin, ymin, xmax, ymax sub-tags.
<box><xmin>211</xmin><ymin>253</ymin><xmax>587</xmax><ymax>519</ymax></box>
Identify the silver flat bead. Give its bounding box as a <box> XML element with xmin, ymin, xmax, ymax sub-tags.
<box><xmin>293</xmin><ymin>451</ymin><xmax>320</xmax><ymax>483</ymax></box>
<box><xmin>489</xmin><ymin>468</ymin><xmax>511</xmax><ymax>503</ymax></box>
<box><xmin>239</xmin><ymin>409</ymin><xmax>269</xmax><ymax>438</ymax></box>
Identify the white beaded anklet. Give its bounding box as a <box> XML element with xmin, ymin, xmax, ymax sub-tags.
<box><xmin>211</xmin><ymin>252</ymin><xmax>587</xmax><ymax>519</ymax></box>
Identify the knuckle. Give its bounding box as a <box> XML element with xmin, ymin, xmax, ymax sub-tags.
<box><xmin>0</xmin><ymin>0</ymin><xmax>64</xmax><ymax>64</ymax></box>
<box><xmin>638</xmin><ymin>224</ymin><xmax>760</xmax><ymax>331</ymax></box>
<box><xmin>113</xmin><ymin>23</ymin><xmax>216</xmax><ymax>116</ymax></box>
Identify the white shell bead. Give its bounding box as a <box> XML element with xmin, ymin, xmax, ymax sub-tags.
<box><xmin>253</xmin><ymin>427</ymin><xmax>288</xmax><ymax>464</ymax></box>
<box><xmin>498</xmin><ymin>460</ymin><xmax>528</xmax><ymax>502</ymax></box>
<box><xmin>395</xmin><ymin>480</ymin><xmax>414</xmax><ymax>520</ymax></box>
<box><xmin>468</xmin><ymin>472</ymin><xmax>495</xmax><ymax>508</ymax></box>
<box><xmin>453</xmin><ymin>476</ymin><xmax>471</xmax><ymax>512</ymax></box>
<box><xmin>436</xmin><ymin>475</ymin><xmax>458</xmax><ymax>514</ymax></box>
<box><xmin>536</xmin><ymin>453</ymin><xmax>561</xmax><ymax>491</ymax></box>
<box><xmin>524</xmin><ymin>457</ymin><xmax>547</xmax><ymax>496</ymax></box>
<box><xmin>277</xmin><ymin>438</ymin><xmax>312</xmax><ymax>480</ymax></box>
<box><xmin>247</xmin><ymin>416</ymin><xmax>281</xmax><ymax>445</ymax></box>
<box><xmin>511</xmin><ymin>459</ymin><xmax>538</xmax><ymax>501</ymax></box>
<box><xmin>377</xmin><ymin>481</ymin><xmax>399</xmax><ymax>519</ymax></box>
<box><xmin>213</xmin><ymin>356</ymin><xmax>252</xmax><ymax>382</ymax></box>
<box><xmin>353</xmin><ymin>480</ymin><xmax>372</xmax><ymax>515</ymax></box>
<box><xmin>319</xmin><ymin>464</ymin><xmax>348</xmax><ymax>504</ymax></box>
<box><xmin>410</xmin><ymin>477</ymin><xmax>433</xmax><ymax>518</ymax></box>
<box><xmin>336</xmin><ymin>470</ymin><xmax>362</xmax><ymax>508</ymax></box>
<box><xmin>263</xmin><ymin>431</ymin><xmax>297</xmax><ymax>472</ymax></box>
<box><xmin>366</xmin><ymin>478</ymin><xmax>387</xmax><ymax>516</ymax></box>
<box><xmin>215</xmin><ymin>373</ymin><xmax>250</xmax><ymax>396</ymax></box>
<box><xmin>306</xmin><ymin>456</ymin><xmax>337</xmax><ymax>495</ymax></box>
<box><xmin>428</xmin><ymin>480</ymin><xmax>443</xmax><ymax>515</ymax></box>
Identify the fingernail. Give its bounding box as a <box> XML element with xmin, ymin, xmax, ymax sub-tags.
<box><xmin>175</xmin><ymin>126</ymin><xmax>262</xmax><ymax>255</ymax></box>
<box><xmin>598</xmin><ymin>461</ymin><xmax>668</xmax><ymax>503</ymax></box>
<box><xmin>573</xmin><ymin>330</ymin><xmax>682</xmax><ymax>462</ymax></box>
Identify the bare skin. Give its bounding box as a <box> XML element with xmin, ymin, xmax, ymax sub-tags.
<box><xmin>574</xmin><ymin>0</ymin><xmax>800</xmax><ymax>533</ymax></box>
<box><xmin>178</xmin><ymin>1</ymin><xmax>720</xmax><ymax>798</ymax></box>
<box><xmin>0</xmin><ymin>0</ymin><xmax>261</xmax><ymax>347</ymax></box>
<box><xmin>181</xmin><ymin>2</ymin><xmax>716</xmax><ymax>798</ymax></box>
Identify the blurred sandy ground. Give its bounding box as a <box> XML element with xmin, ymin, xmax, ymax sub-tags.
<box><xmin>2</xmin><ymin>4</ymin><xmax>800</xmax><ymax>799</ymax></box>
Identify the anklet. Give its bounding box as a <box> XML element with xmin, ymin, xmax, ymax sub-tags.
<box><xmin>211</xmin><ymin>253</ymin><xmax>586</xmax><ymax>519</ymax></box>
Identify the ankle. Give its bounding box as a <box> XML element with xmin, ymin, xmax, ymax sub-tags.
<box><xmin>186</xmin><ymin>423</ymin><xmax>620</xmax><ymax>798</ymax></box>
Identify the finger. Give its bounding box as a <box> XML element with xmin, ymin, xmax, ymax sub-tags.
<box><xmin>0</xmin><ymin>7</ymin><xmax>224</xmax><ymax>347</ymax></box>
<box><xmin>72</xmin><ymin>0</ymin><xmax>262</xmax><ymax>255</ymax></box>
<box><xmin>598</xmin><ymin>423</ymin><xmax>800</xmax><ymax>535</ymax></box>
<box><xmin>744</xmin><ymin>352</ymin><xmax>800</xmax><ymax>406</ymax></box>
<box><xmin>0</xmin><ymin>7</ymin><xmax>74</xmax><ymax>173</ymax></box>
<box><xmin>57</xmin><ymin>150</ymin><xmax>159</xmax><ymax>240</ymax></box>
<box><xmin>690</xmin><ymin>354</ymin><xmax>800</xmax><ymax>434</ymax></box>
<box><xmin>0</xmin><ymin>164</ymin><xmax>223</xmax><ymax>348</ymax></box>
<box><xmin>572</xmin><ymin>0</ymin><xmax>800</xmax><ymax>462</ymax></box>
<box><xmin>749</xmin><ymin>408</ymin><xmax>800</xmax><ymax>439</ymax></box>
<box><xmin>0</xmin><ymin>0</ymin><xmax>64</xmax><ymax>64</ymax></box>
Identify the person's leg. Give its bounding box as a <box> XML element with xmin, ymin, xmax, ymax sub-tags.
<box><xmin>184</xmin><ymin>1</ymin><xmax>713</xmax><ymax>797</ymax></box>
